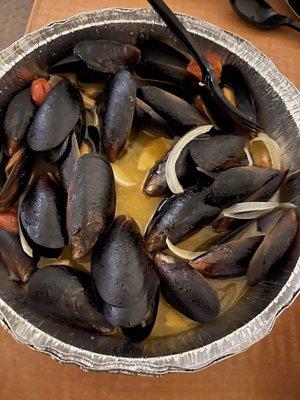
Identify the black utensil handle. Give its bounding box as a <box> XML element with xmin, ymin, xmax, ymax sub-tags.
<box><xmin>284</xmin><ymin>19</ymin><xmax>300</xmax><ymax>32</ymax></box>
<box><xmin>146</xmin><ymin>0</ymin><xmax>215</xmax><ymax>81</ymax></box>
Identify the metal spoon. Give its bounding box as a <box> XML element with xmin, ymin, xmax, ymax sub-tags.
<box><xmin>147</xmin><ymin>0</ymin><xmax>262</xmax><ymax>134</ymax></box>
<box><xmin>230</xmin><ymin>0</ymin><xmax>300</xmax><ymax>32</ymax></box>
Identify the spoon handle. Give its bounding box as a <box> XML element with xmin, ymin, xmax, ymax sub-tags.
<box><xmin>283</xmin><ymin>19</ymin><xmax>300</xmax><ymax>32</ymax></box>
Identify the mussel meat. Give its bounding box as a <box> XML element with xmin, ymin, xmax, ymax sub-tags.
<box><xmin>19</xmin><ymin>173</ymin><xmax>67</xmax><ymax>258</ymax></box>
<box><xmin>67</xmin><ymin>153</ymin><xmax>115</xmax><ymax>259</ymax></box>
<box><xmin>0</xmin><ymin>228</ymin><xmax>35</xmax><ymax>282</ymax></box>
<box><xmin>27</xmin><ymin>265</ymin><xmax>113</xmax><ymax>333</ymax></box>
<box><xmin>154</xmin><ymin>252</ymin><xmax>220</xmax><ymax>323</ymax></box>
<box><xmin>102</xmin><ymin>69</ymin><xmax>136</xmax><ymax>161</ymax></box>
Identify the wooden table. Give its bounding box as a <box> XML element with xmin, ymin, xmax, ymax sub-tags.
<box><xmin>0</xmin><ymin>1</ymin><xmax>299</xmax><ymax>399</ymax></box>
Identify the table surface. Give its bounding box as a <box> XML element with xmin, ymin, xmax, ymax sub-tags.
<box><xmin>0</xmin><ymin>1</ymin><xmax>299</xmax><ymax>399</ymax></box>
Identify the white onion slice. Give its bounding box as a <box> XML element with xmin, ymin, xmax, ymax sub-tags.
<box><xmin>19</xmin><ymin>227</ymin><xmax>33</xmax><ymax>258</ymax></box>
<box><xmin>166</xmin><ymin>125</ymin><xmax>213</xmax><ymax>194</ymax></box>
<box><xmin>222</xmin><ymin>201</ymin><xmax>280</xmax><ymax>219</ymax></box>
<box><xmin>166</xmin><ymin>238</ymin><xmax>207</xmax><ymax>260</ymax></box>
<box><xmin>243</xmin><ymin>146</ymin><xmax>253</xmax><ymax>166</ymax></box>
<box><xmin>250</xmin><ymin>132</ymin><xmax>281</xmax><ymax>170</ymax></box>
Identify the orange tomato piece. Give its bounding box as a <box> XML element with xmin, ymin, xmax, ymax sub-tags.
<box><xmin>0</xmin><ymin>207</ymin><xmax>19</xmax><ymax>234</ymax></box>
<box><xmin>187</xmin><ymin>53</ymin><xmax>222</xmax><ymax>83</ymax></box>
<box><xmin>31</xmin><ymin>78</ymin><xmax>52</xmax><ymax>106</ymax></box>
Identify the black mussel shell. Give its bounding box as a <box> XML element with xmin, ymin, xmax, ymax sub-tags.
<box><xmin>19</xmin><ymin>173</ymin><xmax>67</xmax><ymax>258</ymax></box>
<box><xmin>27</xmin><ymin>80</ymin><xmax>83</xmax><ymax>151</ymax></box>
<box><xmin>58</xmin><ymin>132</ymin><xmax>80</xmax><ymax>192</ymax></box>
<box><xmin>43</xmin><ymin>134</ymin><xmax>71</xmax><ymax>164</ymax></box>
<box><xmin>154</xmin><ymin>252</ymin><xmax>220</xmax><ymax>323</ymax></box>
<box><xmin>247</xmin><ymin>208</ymin><xmax>297</xmax><ymax>286</ymax></box>
<box><xmin>67</xmin><ymin>153</ymin><xmax>115</xmax><ymax>259</ymax></box>
<box><xmin>191</xmin><ymin>236</ymin><xmax>263</xmax><ymax>278</ymax></box>
<box><xmin>27</xmin><ymin>265</ymin><xmax>113</xmax><ymax>334</ymax></box>
<box><xmin>220</xmin><ymin>64</ymin><xmax>257</xmax><ymax>124</ymax></box>
<box><xmin>4</xmin><ymin>87</ymin><xmax>36</xmax><ymax>156</ymax></box>
<box><xmin>73</xmin><ymin>39</ymin><xmax>141</xmax><ymax>74</ymax></box>
<box><xmin>92</xmin><ymin>216</ymin><xmax>158</xmax><ymax>309</ymax></box>
<box><xmin>245</xmin><ymin>168</ymin><xmax>288</xmax><ymax>202</ymax></box>
<box><xmin>189</xmin><ymin>131</ymin><xmax>248</xmax><ymax>172</ymax></box>
<box><xmin>0</xmin><ymin>228</ymin><xmax>35</xmax><ymax>283</ymax></box>
<box><xmin>0</xmin><ymin>146</ymin><xmax>34</xmax><ymax>212</ymax></box>
<box><xmin>122</xmin><ymin>289</ymin><xmax>160</xmax><ymax>343</ymax></box>
<box><xmin>102</xmin><ymin>69</ymin><xmax>136</xmax><ymax>161</ymax></box>
<box><xmin>145</xmin><ymin>186</ymin><xmax>221</xmax><ymax>252</ymax></box>
<box><xmin>205</xmin><ymin>166</ymin><xmax>280</xmax><ymax>208</ymax></box>
<box><xmin>135</xmin><ymin>98</ymin><xmax>172</xmax><ymax>138</ymax></box>
<box><xmin>136</xmin><ymin>40</ymin><xmax>195</xmax><ymax>88</ymax></box>
<box><xmin>138</xmin><ymin>86</ymin><xmax>207</xmax><ymax>135</ymax></box>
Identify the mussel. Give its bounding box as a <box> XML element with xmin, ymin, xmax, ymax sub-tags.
<box><xmin>92</xmin><ymin>216</ymin><xmax>159</xmax><ymax>338</ymax></box>
<box><xmin>0</xmin><ymin>146</ymin><xmax>34</xmax><ymax>212</ymax></box>
<box><xmin>4</xmin><ymin>87</ymin><xmax>36</xmax><ymax>156</ymax></box>
<box><xmin>74</xmin><ymin>39</ymin><xmax>141</xmax><ymax>74</ymax></box>
<box><xmin>190</xmin><ymin>236</ymin><xmax>263</xmax><ymax>278</ymax></box>
<box><xmin>27</xmin><ymin>80</ymin><xmax>83</xmax><ymax>151</ymax></box>
<box><xmin>138</xmin><ymin>86</ymin><xmax>208</xmax><ymax>135</ymax></box>
<box><xmin>27</xmin><ymin>265</ymin><xmax>113</xmax><ymax>334</ymax></box>
<box><xmin>43</xmin><ymin>134</ymin><xmax>71</xmax><ymax>164</ymax></box>
<box><xmin>102</xmin><ymin>69</ymin><xmax>136</xmax><ymax>161</ymax></box>
<box><xmin>247</xmin><ymin>207</ymin><xmax>297</xmax><ymax>286</ymax></box>
<box><xmin>0</xmin><ymin>228</ymin><xmax>35</xmax><ymax>282</ymax></box>
<box><xmin>58</xmin><ymin>132</ymin><xmax>80</xmax><ymax>192</ymax></box>
<box><xmin>145</xmin><ymin>186</ymin><xmax>221</xmax><ymax>252</ymax></box>
<box><xmin>19</xmin><ymin>173</ymin><xmax>67</xmax><ymax>258</ymax></box>
<box><xmin>154</xmin><ymin>252</ymin><xmax>220</xmax><ymax>323</ymax></box>
<box><xmin>67</xmin><ymin>153</ymin><xmax>115</xmax><ymax>259</ymax></box>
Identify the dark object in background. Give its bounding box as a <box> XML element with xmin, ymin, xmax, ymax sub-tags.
<box><xmin>229</xmin><ymin>0</ymin><xmax>300</xmax><ymax>31</ymax></box>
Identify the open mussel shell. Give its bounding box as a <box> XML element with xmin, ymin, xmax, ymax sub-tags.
<box><xmin>19</xmin><ymin>173</ymin><xmax>67</xmax><ymax>258</ymax></box>
<box><xmin>0</xmin><ymin>228</ymin><xmax>35</xmax><ymax>283</ymax></box>
<box><xmin>4</xmin><ymin>87</ymin><xmax>36</xmax><ymax>156</ymax></box>
<box><xmin>154</xmin><ymin>253</ymin><xmax>220</xmax><ymax>323</ymax></box>
<box><xmin>74</xmin><ymin>39</ymin><xmax>141</xmax><ymax>74</ymax></box>
<box><xmin>138</xmin><ymin>86</ymin><xmax>208</xmax><ymax>135</ymax></box>
<box><xmin>27</xmin><ymin>265</ymin><xmax>113</xmax><ymax>334</ymax></box>
<box><xmin>191</xmin><ymin>236</ymin><xmax>263</xmax><ymax>278</ymax></box>
<box><xmin>189</xmin><ymin>130</ymin><xmax>248</xmax><ymax>172</ymax></box>
<box><xmin>121</xmin><ymin>289</ymin><xmax>160</xmax><ymax>343</ymax></box>
<box><xmin>145</xmin><ymin>186</ymin><xmax>221</xmax><ymax>252</ymax></box>
<box><xmin>102</xmin><ymin>69</ymin><xmax>136</xmax><ymax>161</ymax></box>
<box><xmin>205</xmin><ymin>166</ymin><xmax>281</xmax><ymax>208</ymax></box>
<box><xmin>135</xmin><ymin>39</ymin><xmax>195</xmax><ymax>88</ymax></box>
<box><xmin>67</xmin><ymin>153</ymin><xmax>115</xmax><ymax>259</ymax></box>
<box><xmin>0</xmin><ymin>146</ymin><xmax>34</xmax><ymax>212</ymax></box>
<box><xmin>92</xmin><ymin>216</ymin><xmax>159</xmax><ymax>329</ymax></box>
<box><xmin>27</xmin><ymin>80</ymin><xmax>83</xmax><ymax>151</ymax></box>
<box><xmin>247</xmin><ymin>208</ymin><xmax>298</xmax><ymax>286</ymax></box>
<box><xmin>220</xmin><ymin>64</ymin><xmax>257</xmax><ymax>124</ymax></box>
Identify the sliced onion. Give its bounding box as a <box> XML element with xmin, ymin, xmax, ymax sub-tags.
<box><xmin>112</xmin><ymin>164</ymin><xmax>137</xmax><ymax>188</ymax></box>
<box><xmin>81</xmin><ymin>92</ymin><xmax>96</xmax><ymax>110</ymax></box>
<box><xmin>19</xmin><ymin>226</ymin><xmax>33</xmax><ymax>258</ymax></box>
<box><xmin>166</xmin><ymin>125</ymin><xmax>213</xmax><ymax>194</ymax></box>
<box><xmin>243</xmin><ymin>147</ymin><xmax>253</xmax><ymax>166</ymax></box>
<box><xmin>222</xmin><ymin>201</ymin><xmax>280</xmax><ymax>219</ymax></box>
<box><xmin>250</xmin><ymin>132</ymin><xmax>281</xmax><ymax>170</ymax></box>
<box><xmin>48</xmin><ymin>75</ymin><xmax>63</xmax><ymax>87</ymax></box>
<box><xmin>166</xmin><ymin>237</ymin><xmax>207</xmax><ymax>260</ymax></box>
<box><xmin>85</xmin><ymin>108</ymin><xmax>99</xmax><ymax>128</ymax></box>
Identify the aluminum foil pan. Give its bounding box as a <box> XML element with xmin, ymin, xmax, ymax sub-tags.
<box><xmin>0</xmin><ymin>8</ymin><xmax>299</xmax><ymax>376</ymax></box>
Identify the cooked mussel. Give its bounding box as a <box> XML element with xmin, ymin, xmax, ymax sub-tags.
<box><xmin>74</xmin><ymin>39</ymin><xmax>141</xmax><ymax>74</ymax></box>
<box><xmin>154</xmin><ymin>252</ymin><xmax>220</xmax><ymax>323</ymax></box>
<box><xmin>205</xmin><ymin>166</ymin><xmax>282</xmax><ymax>208</ymax></box>
<box><xmin>4</xmin><ymin>87</ymin><xmax>36</xmax><ymax>156</ymax></box>
<box><xmin>19</xmin><ymin>173</ymin><xmax>67</xmax><ymax>258</ymax></box>
<box><xmin>138</xmin><ymin>86</ymin><xmax>208</xmax><ymax>134</ymax></box>
<box><xmin>0</xmin><ymin>146</ymin><xmax>34</xmax><ymax>212</ymax></box>
<box><xmin>43</xmin><ymin>134</ymin><xmax>72</xmax><ymax>164</ymax></box>
<box><xmin>145</xmin><ymin>186</ymin><xmax>221</xmax><ymax>252</ymax></box>
<box><xmin>247</xmin><ymin>207</ymin><xmax>297</xmax><ymax>286</ymax></box>
<box><xmin>0</xmin><ymin>228</ymin><xmax>35</xmax><ymax>282</ymax></box>
<box><xmin>102</xmin><ymin>69</ymin><xmax>136</xmax><ymax>161</ymax></box>
<box><xmin>58</xmin><ymin>132</ymin><xmax>80</xmax><ymax>192</ymax></box>
<box><xmin>67</xmin><ymin>153</ymin><xmax>115</xmax><ymax>259</ymax></box>
<box><xmin>27</xmin><ymin>265</ymin><xmax>113</xmax><ymax>333</ymax></box>
<box><xmin>92</xmin><ymin>216</ymin><xmax>159</xmax><ymax>334</ymax></box>
<box><xmin>190</xmin><ymin>236</ymin><xmax>263</xmax><ymax>278</ymax></box>
<box><xmin>27</xmin><ymin>80</ymin><xmax>83</xmax><ymax>151</ymax></box>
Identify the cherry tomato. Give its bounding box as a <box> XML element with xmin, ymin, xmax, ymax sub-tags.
<box><xmin>31</xmin><ymin>78</ymin><xmax>52</xmax><ymax>106</ymax></box>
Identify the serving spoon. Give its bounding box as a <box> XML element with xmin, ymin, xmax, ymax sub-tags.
<box><xmin>146</xmin><ymin>0</ymin><xmax>262</xmax><ymax>134</ymax></box>
<box><xmin>229</xmin><ymin>0</ymin><xmax>300</xmax><ymax>32</ymax></box>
